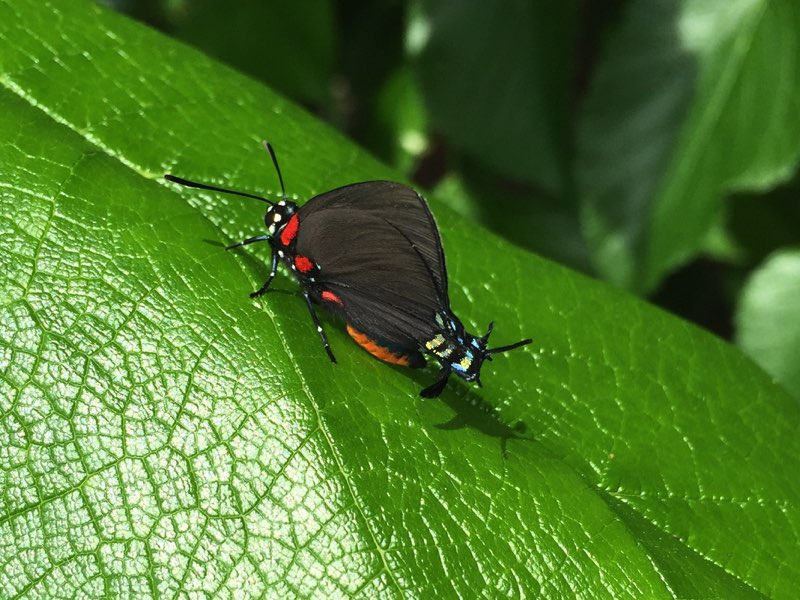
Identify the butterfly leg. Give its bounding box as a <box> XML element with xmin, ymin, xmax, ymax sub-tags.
<box><xmin>420</xmin><ymin>368</ymin><xmax>450</xmax><ymax>398</ymax></box>
<box><xmin>303</xmin><ymin>290</ymin><xmax>337</xmax><ymax>363</ymax></box>
<box><xmin>250</xmin><ymin>245</ymin><xmax>279</xmax><ymax>298</ymax></box>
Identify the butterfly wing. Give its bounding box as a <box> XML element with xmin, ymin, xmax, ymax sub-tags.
<box><xmin>296</xmin><ymin>181</ymin><xmax>447</xmax><ymax>352</ymax></box>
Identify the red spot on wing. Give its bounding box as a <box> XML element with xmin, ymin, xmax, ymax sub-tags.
<box><xmin>279</xmin><ymin>214</ymin><xmax>299</xmax><ymax>246</ymax></box>
<box><xmin>347</xmin><ymin>325</ymin><xmax>412</xmax><ymax>367</ymax></box>
<box><xmin>321</xmin><ymin>290</ymin><xmax>343</xmax><ymax>305</ymax></box>
<box><xmin>295</xmin><ymin>255</ymin><xmax>314</xmax><ymax>273</ymax></box>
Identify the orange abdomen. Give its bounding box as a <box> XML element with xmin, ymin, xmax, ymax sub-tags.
<box><xmin>346</xmin><ymin>325</ymin><xmax>413</xmax><ymax>367</ymax></box>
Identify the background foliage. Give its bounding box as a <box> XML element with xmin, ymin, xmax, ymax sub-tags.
<box><xmin>0</xmin><ymin>0</ymin><xmax>799</xmax><ymax>597</ymax></box>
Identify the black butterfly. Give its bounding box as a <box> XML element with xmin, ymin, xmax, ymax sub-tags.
<box><xmin>166</xmin><ymin>142</ymin><xmax>530</xmax><ymax>397</ymax></box>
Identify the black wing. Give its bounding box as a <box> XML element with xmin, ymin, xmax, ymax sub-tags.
<box><xmin>296</xmin><ymin>181</ymin><xmax>448</xmax><ymax>349</ymax></box>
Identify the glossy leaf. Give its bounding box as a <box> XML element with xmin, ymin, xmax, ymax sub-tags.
<box><xmin>578</xmin><ymin>0</ymin><xmax>800</xmax><ymax>292</ymax></box>
<box><xmin>0</xmin><ymin>1</ymin><xmax>799</xmax><ymax>597</ymax></box>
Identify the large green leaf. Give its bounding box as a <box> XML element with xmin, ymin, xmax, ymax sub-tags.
<box><xmin>578</xmin><ymin>0</ymin><xmax>800</xmax><ymax>292</ymax></box>
<box><xmin>1</xmin><ymin>1</ymin><xmax>799</xmax><ymax>597</ymax></box>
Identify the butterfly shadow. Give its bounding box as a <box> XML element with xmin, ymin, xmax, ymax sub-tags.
<box><xmin>409</xmin><ymin>371</ymin><xmax>530</xmax><ymax>457</ymax></box>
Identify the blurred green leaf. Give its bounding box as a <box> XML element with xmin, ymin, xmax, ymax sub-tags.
<box><xmin>164</xmin><ymin>0</ymin><xmax>336</xmax><ymax>106</ymax></box>
<box><xmin>411</xmin><ymin>0</ymin><xmax>577</xmax><ymax>194</ymax></box>
<box><xmin>736</xmin><ymin>248</ymin><xmax>800</xmax><ymax>401</ymax></box>
<box><xmin>1</xmin><ymin>1</ymin><xmax>800</xmax><ymax>597</ymax></box>
<box><xmin>434</xmin><ymin>168</ymin><xmax>592</xmax><ymax>273</ymax></box>
<box><xmin>369</xmin><ymin>66</ymin><xmax>429</xmax><ymax>173</ymax></box>
<box><xmin>578</xmin><ymin>0</ymin><xmax>800</xmax><ymax>293</ymax></box>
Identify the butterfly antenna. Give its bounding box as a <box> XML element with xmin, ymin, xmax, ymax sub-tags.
<box><xmin>486</xmin><ymin>338</ymin><xmax>532</xmax><ymax>355</ymax></box>
<box><xmin>262</xmin><ymin>140</ymin><xmax>287</xmax><ymax>203</ymax></box>
<box><xmin>164</xmin><ymin>174</ymin><xmax>273</xmax><ymax>205</ymax></box>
